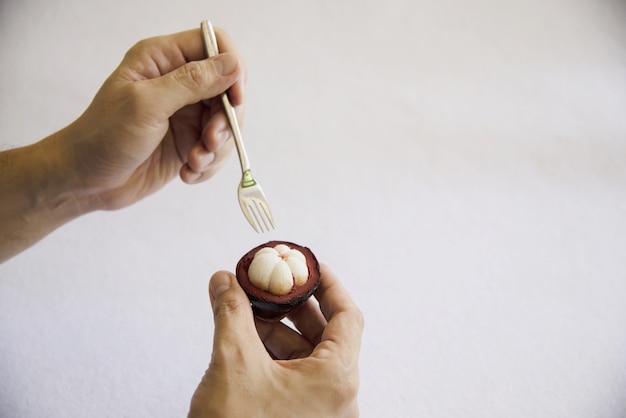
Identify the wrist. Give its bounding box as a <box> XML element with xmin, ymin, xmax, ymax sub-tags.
<box><xmin>38</xmin><ymin>131</ymin><xmax>101</xmax><ymax>215</ymax></box>
<box><xmin>0</xmin><ymin>131</ymin><xmax>97</xmax><ymax>261</ymax></box>
<box><xmin>39</xmin><ymin>124</ymin><xmax>107</xmax><ymax>213</ymax></box>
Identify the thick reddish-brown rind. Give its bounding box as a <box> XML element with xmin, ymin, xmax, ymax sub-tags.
<box><xmin>236</xmin><ymin>240</ymin><xmax>321</xmax><ymax>321</ymax></box>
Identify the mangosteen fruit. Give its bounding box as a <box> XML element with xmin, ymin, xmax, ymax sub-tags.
<box><xmin>236</xmin><ymin>240</ymin><xmax>321</xmax><ymax>321</ymax></box>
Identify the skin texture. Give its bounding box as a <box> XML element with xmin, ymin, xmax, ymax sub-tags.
<box><xmin>0</xmin><ymin>28</ymin><xmax>245</xmax><ymax>262</ymax></box>
<box><xmin>189</xmin><ymin>264</ymin><xmax>364</xmax><ymax>418</ymax></box>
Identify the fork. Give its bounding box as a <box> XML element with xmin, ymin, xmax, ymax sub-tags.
<box><xmin>200</xmin><ymin>20</ymin><xmax>275</xmax><ymax>233</ymax></box>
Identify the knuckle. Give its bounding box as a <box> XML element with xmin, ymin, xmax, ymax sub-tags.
<box><xmin>350</xmin><ymin>306</ymin><xmax>365</xmax><ymax>331</ymax></box>
<box><xmin>117</xmin><ymin>82</ymin><xmax>147</xmax><ymax>115</ymax></box>
<box><xmin>124</xmin><ymin>37</ymin><xmax>155</xmax><ymax>61</ymax></box>
<box><xmin>177</xmin><ymin>61</ymin><xmax>212</xmax><ymax>89</ymax></box>
<box><xmin>338</xmin><ymin>372</ymin><xmax>360</xmax><ymax>404</ymax></box>
<box><xmin>323</xmin><ymin>368</ymin><xmax>360</xmax><ymax>409</ymax></box>
<box><xmin>131</xmin><ymin>37</ymin><xmax>152</xmax><ymax>52</ymax></box>
<box><xmin>213</xmin><ymin>297</ymin><xmax>246</xmax><ymax>320</ymax></box>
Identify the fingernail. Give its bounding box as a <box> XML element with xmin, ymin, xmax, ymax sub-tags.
<box><xmin>201</xmin><ymin>152</ymin><xmax>216</xmax><ymax>168</ymax></box>
<box><xmin>213</xmin><ymin>54</ymin><xmax>238</xmax><ymax>76</ymax></box>
<box><xmin>187</xmin><ymin>169</ymin><xmax>201</xmax><ymax>182</ymax></box>
<box><xmin>210</xmin><ymin>272</ymin><xmax>231</xmax><ymax>299</ymax></box>
<box><xmin>217</xmin><ymin>129</ymin><xmax>230</xmax><ymax>147</ymax></box>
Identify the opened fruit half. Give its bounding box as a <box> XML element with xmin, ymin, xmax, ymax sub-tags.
<box><xmin>236</xmin><ymin>241</ymin><xmax>321</xmax><ymax>321</ymax></box>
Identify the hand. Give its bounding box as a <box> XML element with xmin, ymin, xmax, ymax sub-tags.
<box><xmin>188</xmin><ymin>264</ymin><xmax>364</xmax><ymax>418</ymax></box>
<box><xmin>58</xmin><ymin>27</ymin><xmax>246</xmax><ymax>210</ymax></box>
<box><xmin>0</xmin><ymin>27</ymin><xmax>246</xmax><ymax>261</ymax></box>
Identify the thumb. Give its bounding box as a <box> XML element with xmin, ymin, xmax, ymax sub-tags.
<box><xmin>145</xmin><ymin>53</ymin><xmax>240</xmax><ymax>117</ymax></box>
<box><xmin>208</xmin><ymin>271</ymin><xmax>260</xmax><ymax>360</ymax></box>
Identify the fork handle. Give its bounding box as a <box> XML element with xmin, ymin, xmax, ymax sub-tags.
<box><xmin>200</xmin><ymin>20</ymin><xmax>251</xmax><ymax>172</ymax></box>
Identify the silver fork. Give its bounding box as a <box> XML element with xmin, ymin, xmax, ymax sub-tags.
<box><xmin>200</xmin><ymin>20</ymin><xmax>275</xmax><ymax>233</ymax></box>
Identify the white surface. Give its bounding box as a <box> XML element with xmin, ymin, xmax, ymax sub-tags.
<box><xmin>1</xmin><ymin>1</ymin><xmax>626</xmax><ymax>417</ymax></box>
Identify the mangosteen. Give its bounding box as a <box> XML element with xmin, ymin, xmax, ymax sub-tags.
<box><xmin>236</xmin><ymin>241</ymin><xmax>321</xmax><ymax>321</ymax></box>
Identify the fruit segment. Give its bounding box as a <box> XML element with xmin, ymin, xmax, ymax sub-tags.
<box><xmin>248</xmin><ymin>245</ymin><xmax>309</xmax><ymax>295</ymax></box>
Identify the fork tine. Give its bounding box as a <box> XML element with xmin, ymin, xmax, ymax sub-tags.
<box><xmin>253</xmin><ymin>201</ymin><xmax>270</xmax><ymax>232</ymax></box>
<box><xmin>255</xmin><ymin>199</ymin><xmax>275</xmax><ymax>230</ymax></box>
<box><xmin>239</xmin><ymin>200</ymin><xmax>260</xmax><ymax>233</ymax></box>
<box><xmin>249</xmin><ymin>202</ymin><xmax>266</xmax><ymax>232</ymax></box>
<box><xmin>240</xmin><ymin>196</ymin><xmax>275</xmax><ymax>233</ymax></box>
<box><xmin>250</xmin><ymin>199</ymin><xmax>273</xmax><ymax>233</ymax></box>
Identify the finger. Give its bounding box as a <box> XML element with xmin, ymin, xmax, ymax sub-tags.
<box><xmin>198</xmin><ymin>100</ymin><xmax>246</xmax><ymax>154</ymax></box>
<box><xmin>153</xmin><ymin>29</ymin><xmax>206</xmax><ymax>65</ymax></box>
<box><xmin>174</xmin><ymin>98</ymin><xmax>229</xmax><ymax>177</ymax></box>
<box><xmin>168</xmin><ymin>27</ymin><xmax>243</xmax><ymax>71</ymax></box>
<box><xmin>285</xmin><ymin>298</ymin><xmax>328</xmax><ymax>346</ymax></box>
<box><xmin>180</xmin><ymin>101</ymin><xmax>241</xmax><ymax>183</ymax></box>
<box><xmin>185</xmin><ymin>140</ymin><xmax>219</xmax><ymax>173</ymax></box>
<box><xmin>141</xmin><ymin>53</ymin><xmax>243</xmax><ymax>119</ymax></box>
<box><xmin>213</xmin><ymin>28</ymin><xmax>247</xmax><ymax>106</ymax></box>
<box><xmin>180</xmin><ymin>138</ymin><xmax>234</xmax><ymax>184</ymax></box>
<box><xmin>177</xmin><ymin>27</ymin><xmax>246</xmax><ymax>105</ymax></box>
<box><xmin>312</xmin><ymin>264</ymin><xmax>365</xmax><ymax>362</ymax></box>
<box><xmin>255</xmin><ymin>318</ymin><xmax>315</xmax><ymax>360</ymax></box>
<box><xmin>202</xmin><ymin>111</ymin><xmax>231</xmax><ymax>153</ymax></box>
<box><xmin>208</xmin><ymin>271</ymin><xmax>266</xmax><ymax>365</ymax></box>
<box><xmin>131</xmin><ymin>28</ymin><xmax>244</xmax><ymax>76</ymax></box>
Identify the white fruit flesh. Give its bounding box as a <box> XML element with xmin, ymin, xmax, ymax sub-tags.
<box><xmin>247</xmin><ymin>244</ymin><xmax>309</xmax><ymax>296</ymax></box>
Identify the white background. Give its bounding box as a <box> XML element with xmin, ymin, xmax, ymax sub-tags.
<box><xmin>1</xmin><ymin>0</ymin><xmax>626</xmax><ymax>417</ymax></box>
